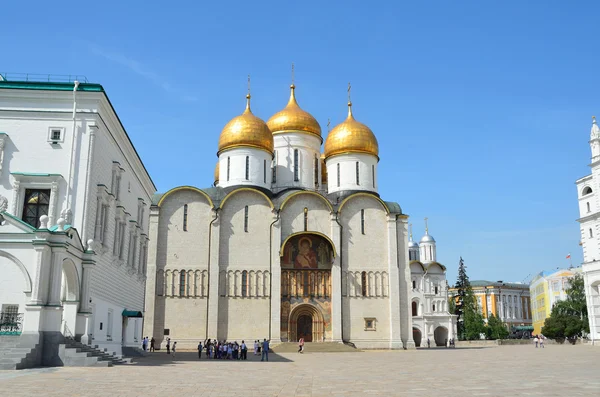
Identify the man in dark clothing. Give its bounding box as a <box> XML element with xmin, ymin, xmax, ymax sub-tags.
<box><xmin>197</xmin><ymin>341</ymin><xmax>203</xmax><ymax>359</ymax></box>
<box><xmin>261</xmin><ymin>339</ymin><xmax>269</xmax><ymax>362</ymax></box>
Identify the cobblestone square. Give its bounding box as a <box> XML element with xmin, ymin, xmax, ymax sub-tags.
<box><xmin>0</xmin><ymin>345</ymin><xmax>598</xmax><ymax>396</ymax></box>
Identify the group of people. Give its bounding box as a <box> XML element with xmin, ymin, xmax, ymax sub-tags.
<box><xmin>533</xmin><ymin>334</ymin><xmax>546</xmax><ymax>348</ymax></box>
<box><xmin>141</xmin><ymin>336</ymin><xmax>156</xmax><ymax>352</ymax></box>
<box><xmin>148</xmin><ymin>338</ymin><xmax>271</xmax><ymax>361</ymax></box>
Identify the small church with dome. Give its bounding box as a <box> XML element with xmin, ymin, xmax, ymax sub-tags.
<box><xmin>143</xmin><ymin>80</ymin><xmax>456</xmax><ymax>349</ymax></box>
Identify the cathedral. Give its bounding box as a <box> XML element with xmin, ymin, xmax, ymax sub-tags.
<box><xmin>143</xmin><ymin>82</ymin><xmax>456</xmax><ymax>349</ymax></box>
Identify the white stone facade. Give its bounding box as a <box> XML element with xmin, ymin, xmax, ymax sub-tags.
<box><xmin>0</xmin><ymin>78</ymin><xmax>154</xmax><ymax>362</ymax></box>
<box><xmin>576</xmin><ymin>116</ymin><xmax>600</xmax><ymax>344</ymax></box>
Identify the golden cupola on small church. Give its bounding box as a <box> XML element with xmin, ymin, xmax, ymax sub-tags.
<box><xmin>267</xmin><ymin>84</ymin><xmax>322</xmax><ymax>138</ymax></box>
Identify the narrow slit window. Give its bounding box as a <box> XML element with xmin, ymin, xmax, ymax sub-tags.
<box><xmin>183</xmin><ymin>204</ymin><xmax>188</xmax><ymax>232</ymax></box>
<box><xmin>304</xmin><ymin>207</ymin><xmax>308</xmax><ymax>231</ymax></box>
<box><xmin>272</xmin><ymin>151</ymin><xmax>277</xmax><ymax>183</ymax></box>
<box><xmin>245</xmin><ymin>156</ymin><xmax>250</xmax><ymax>180</ymax></box>
<box><xmin>263</xmin><ymin>159</ymin><xmax>266</xmax><ymax>183</ymax></box>
<box><xmin>587</xmin><ymin>202</ymin><xmax>591</xmax><ymax>212</ymax></box>
<box><xmin>294</xmin><ymin>149</ymin><xmax>299</xmax><ymax>181</ymax></box>
<box><xmin>227</xmin><ymin>157</ymin><xmax>231</xmax><ymax>181</ymax></box>
<box><xmin>356</xmin><ymin>162</ymin><xmax>360</xmax><ymax>185</ymax></box>
<box><xmin>435</xmin><ymin>286</ymin><xmax>439</xmax><ymax>295</ymax></box>
<box><xmin>337</xmin><ymin>163</ymin><xmax>340</xmax><ymax>187</ymax></box>
<box><xmin>361</xmin><ymin>271</ymin><xmax>368</xmax><ymax>297</ymax></box>
<box><xmin>429</xmin><ymin>246</ymin><xmax>432</xmax><ymax>259</ymax></box>
<box><xmin>360</xmin><ymin>209</ymin><xmax>365</xmax><ymax>234</ymax></box>
<box><xmin>179</xmin><ymin>272</ymin><xmax>186</xmax><ymax>297</ymax></box>
<box><xmin>590</xmin><ymin>228</ymin><xmax>593</xmax><ymax>238</ymax></box>
<box><xmin>242</xmin><ymin>271</ymin><xmax>248</xmax><ymax>297</ymax></box>
<box><xmin>244</xmin><ymin>205</ymin><xmax>249</xmax><ymax>232</ymax></box>
<box><xmin>412</xmin><ymin>280</ymin><xmax>416</xmax><ymax>289</ymax></box>
<box><xmin>372</xmin><ymin>165</ymin><xmax>375</xmax><ymax>188</ymax></box>
<box><xmin>314</xmin><ymin>155</ymin><xmax>319</xmax><ymax>187</ymax></box>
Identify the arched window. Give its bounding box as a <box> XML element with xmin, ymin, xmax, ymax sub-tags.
<box><xmin>227</xmin><ymin>157</ymin><xmax>231</xmax><ymax>181</ymax></box>
<box><xmin>435</xmin><ymin>286</ymin><xmax>439</xmax><ymax>295</ymax></box>
<box><xmin>304</xmin><ymin>207</ymin><xmax>308</xmax><ymax>231</ymax></box>
<box><xmin>183</xmin><ymin>204</ymin><xmax>188</xmax><ymax>232</ymax></box>
<box><xmin>245</xmin><ymin>156</ymin><xmax>250</xmax><ymax>180</ymax></box>
<box><xmin>244</xmin><ymin>206</ymin><xmax>249</xmax><ymax>232</ymax></box>
<box><xmin>241</xmin><ymin>271</ymin><xmax>248</xmax><ymax>297</ymax></box>
<box><xmin>361</xmin><ymin>271</ymin><xmax>368</xmax><ymax>297</ymax></box>
<box><xmin>356</xmin><ymin>162</ymin><xmax>360</xmax><ymax>185</ymax></box>
<box><xmin>432</xmin><ymin>303</ymin><xmax>436</xmax><ymax>312</ymax></box>
<box><xmin>583</xmin><ymin>186</ymin><xmax>593</xmax><ymax>195</ymax></box>
<box><xmin>360</xmin><ymin>209</ymin><xmax>365</xmax><ymax>234</ymax></box>
<box><xmin>179</xmin><ymin>272</ymin><xmax>186</xmax><ymax>297</ymax></box>
<box><xmin>337</xmin><ymin>163</ymin><xmax>340</xmax><ymax>187</ymax></box>
<box><xmin>293</xmin><ymin>149</ymin><xmax>299</xmax><ymax>181</ymax></box>
<box><xmin>587</xmin><ymin>202</ymin><xmax>591</xmax><ymax>213</ymax></box>
<box><xmin>412</xmin><ymin>301</ymin><xmax>418</xmax><ymax>316</ymax></box>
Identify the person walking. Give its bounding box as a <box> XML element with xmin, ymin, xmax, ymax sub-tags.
<box><xmin>539</xmin><ymin>335</ymin><xmax>545</xmax><ymax>348</ymax></box>
<box><xmin>150</xmin><ymin>337</ymin><xmax>155</xmax><ymax>352</ymax></box>
<box><xmin>172</xmin><ymin>341</ymin><xmax>177</xmax><ymax>358</ymax></box>
<box><xmin>254</xmin><ymin>340</ymin><xmax>259</xmax><ymax>355</ymax></box>
<box><xmin>198</xmin><ymin>341</ymin><xmax>203</xmax><ymax>359</ymax></box>
<box><xmin>534</xmin><ymin>335</ymin><xmax>539</xmax><ymax>348</ymax></box>
<box><xmin>166</xmin><ymin>337</ymin><xmax>171</xmax><ymax>354</ymax></box>
<box><xmin>298</xmin><ymin>337</ymin><xmax>305</xmax><ymax>353</ymax></box>
<box><xmin>261</xmin><ymin>338</ymin><xmax>269</xmax><ymax>362</ymax></box>
<box><xmin>427</xmin><ymin>338</ymin><xmax>431</xmax><ymax>348</ymax></box>
<box><xmin>142</xmin><ymin>336</ymin><xmax>147</xmax><ymax>351</ymax></box>
<box><xmin>241</xmin><ymin>340</ymin><xmax>247</xmax><ymax>360</ymax></box>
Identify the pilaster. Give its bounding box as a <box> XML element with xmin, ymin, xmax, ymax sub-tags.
<box><xmin>397</xmin><ymin>215</ymin><xmax>415</xmax><ymax>349</ymax></box>
<box><xmin>207</xmin><ymin>209</ymin><xmax>220</xmax><ymax>338</ymax></box>
<box><xmin>386</xmin><ymin>214</ymin><xmax>403</xmax><ymax>348</ymax></box>
<box><xmin>269</xmin><ymin>212</ymin><xmax>282</xmax><ymax>343</ymax></box>
<box><xmin>48</xmin><ymin>248</ymin><xmax>66</xmax><ymax>306</ymax></box>
<box><xmin>30</xmin><ymin>244</ymin><xmax>51</xmax><ymax>305</ymax></box>
<box><xmin>331</xmin><ymin>213</ymin><xmax>342</xmax><ymax>342</ymax></box>
<box><xmin>143</xmin><ymin>207</ymin><xmax>160</xmax><ymax>340</ymax></box>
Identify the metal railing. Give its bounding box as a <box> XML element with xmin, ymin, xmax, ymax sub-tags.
<box><xmin>0</xmin><ymin>312</ymin><xmax>23</xmax><ymax>335</ymax></box>
<box><xmin>0</xmin><ymin>73</ymin><xmax>89</xmax><ymax>83</ymax></box>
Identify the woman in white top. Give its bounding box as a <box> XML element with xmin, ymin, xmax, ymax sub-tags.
<box><xmin>254</xmin><ymin>340</ymin><xmax>259</xmax><ymax>355</ymax></box>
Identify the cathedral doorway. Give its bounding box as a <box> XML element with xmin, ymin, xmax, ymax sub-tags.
<box><xmin>434</xmin><ymin>326</ymin><xmax>448</xmax><ymax>346</ymax></box>
<box><xmin>412</xmin><ymin>328</ymin><xmax>422</xmax><ymax>347</ymax></box>
<box><xmin>297</xmin><ymin>315</ymin><xmax>313</xmax><ymax>342</ymax></box>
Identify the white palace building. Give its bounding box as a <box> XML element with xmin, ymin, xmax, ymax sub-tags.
<box><xmin>143</xmin><ymin>82</ymin><xmax>456</xmax><ymax>349</ymax></box>
<box><xmin>0</xmin><ymin>74</ymin><xmax>154</xmax><ymax>366</ymax></box>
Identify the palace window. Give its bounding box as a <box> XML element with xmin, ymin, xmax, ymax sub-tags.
<box><xmin>337</xmin><ymin>163</ymin><xmax>340</xmax><ymax>187</ymax></box>
<box><xmin>111</xmin><ymin>162</ymin><xmax>123</xmax><ymax>201</ymax></box>
<box><xmin>118</xmin><ymin>222</ymin><xmax>126</xmax><ymax>260</ymax></box>
<box><xmin>107</xmin><ymin>310</ymin><xmax>113</xmax><ymax>340</ymax></box>
<box><xmin>183</xmin><ymin>204</ymin><xmax>188</xmax><ymax>231</ymax></box>
<box><xmin>412</xmin><ymin>301</ymin><xmax>418</xmax><ymax>316</ymax></box>
<box><xmin>364</xmin><ymin>318</ymin><xmax>376</xmax><ymax>331</ymax></box>
<box><xmin>294</xmin><ymin>149</ymin><xmax>299</xmax><ymax>181</ymax></box>
<box><xmin>49</xmin><ymin>128</ymin><xmax>62</xmax><ymax>142</ymax></box>
<box><xmin>245</xmin><ymin>156</ymin><xmax>250</xmax><ymax>180</ymax></box>
<box><xmin>242</xmin><ymin>271</ymin><xmax>248</xmax><ymax>297</ymax></box>
<box><xmin>304</xmin><ymin>207</ymin><xmax>308</xmax><ymax>231</ymax></box>
<box><xmin>356</xmin><ymin>162</ymin><xmax>360</xmax><ymax>185</ymax></box>
<box><xmin>227</xmin><ymin>157</ymin><xmax>231</xmax><ymax>181</ymax></box>
<box><xmin>94</xmin><ymin>197</ymin><xmax>110</xmax><ymax>246</ymax></box>
<box><xmin>244</xmin><ymin>205</ymin><xmax>249</xmax><ymax>232</ymax></box>
<box><xmin>128</xmin><ymin>231</ymin><xmax>138</xmax><ymax>269</ymax></box>
<box><xmin>361</xmin><ymin>271</ymin><xmax>368</xmax><ymax>297</ymax></box>
<box><xmin>179</xmin><ymin>272</ymin><xmax>186</xmax><ymax>297</ymax></box>
<box><xmin>21</xmin><ymin>189</ymin><xmax>50</xmax><ymax>228</ymax></box>
<box><xmin>360</xmin><ymin>209</ymin><xmax>365</xmax><ymax>234</ymax></box>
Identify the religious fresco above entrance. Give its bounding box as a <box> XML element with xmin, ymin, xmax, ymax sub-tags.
<box><xmin>281</xmin><ymin>234</ymin><xmax>333</xmax><ymax>270</ymax></box>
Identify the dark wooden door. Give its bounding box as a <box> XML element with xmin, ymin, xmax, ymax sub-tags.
<box><xmin>297</xmin><ymin>314</ymin><xmax>313</xmax><ymax>342</ymax></box>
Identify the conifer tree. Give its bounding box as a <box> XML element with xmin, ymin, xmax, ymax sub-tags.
<box><xmin>454</xmin><ymin>257</ymin><xmax>485</xmax><ymax>340</ymax></box>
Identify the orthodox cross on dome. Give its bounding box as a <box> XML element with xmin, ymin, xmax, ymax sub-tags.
<box><xmin>347</xmin><ymin>82</ymin><xmax>352</xmax><ymax>104</ymax></box>
<box><xmin>424</xmin><ymin>217</ymin><xmax>429</xmax><ymax>234</ymax></box>
<box><xmin>291</xmin><ymin>63</ymin><xmax>295</xmax><ymax>86</ymax></box>
<box><xmin>327</xmin><ymin>118</ymin><xmax>331</xmax><ymax>132</ymax></box>
<box><xmin>409</xmin><ymin>223</ymin><xmax>413</xmax><ymax>240</ymax></box>
<box><xmin>247</xmin><ymin>74</ymin><xmax>251</xmax><ymax>97</ymax></box>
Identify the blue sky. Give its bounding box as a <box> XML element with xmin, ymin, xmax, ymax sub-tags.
<box><xmin>2</xmin><ymin>0</ymin><xmax>598</xmax><ymax>284</ymax></box>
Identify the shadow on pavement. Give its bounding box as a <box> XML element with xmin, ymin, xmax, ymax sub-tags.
<box><xmin>130</xmin><ymin>351</ymin><xmax>293</xmax><ymax>366</ymax></box>
<box><xmin>416</xmin><ymin>347</ymin><xmax>488</xmax><ymax>350</ymax></box>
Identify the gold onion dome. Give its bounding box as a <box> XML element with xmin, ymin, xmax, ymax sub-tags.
<box><xmin>320</xmin><ymin>153</ymin><xmax>328</xmax><ymax>184</ymax></box>
<box><xmin>266</xmin><ymin>85</ymin><xmax>322</xmax><ymax>138</ymax></box>
<box><xmin>324</xmin><ymin>102</ymin><xmax>379</xmax><ymax>159</ymax></box>
<box><xmin>217</xmin><ymin>94</ymin><xmax>274</xmax><ymax>156</ymax></box>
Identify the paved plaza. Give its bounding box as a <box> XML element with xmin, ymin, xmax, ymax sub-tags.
<box><xmin>0</xmin><ymin>345</ymin><xmax>598</xmax><ymax>396</ymax></box>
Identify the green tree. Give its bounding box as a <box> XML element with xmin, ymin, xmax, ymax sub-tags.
<box><xmin>486</xmin><ymin>314</ymin><xmax>509</xmax><ymax>340</ymax></box>
<box><xmin>454</xmin><ymin>257</ymin><xmax>485</xmax><ymax>340</ymax></box>
<box><xmin>541</xmin><ymin>273</ymin><xmax>589</xmax><ymax>339</ymax></box>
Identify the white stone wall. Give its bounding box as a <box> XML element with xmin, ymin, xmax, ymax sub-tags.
<box><xmin>272</xmin><ymin>133</ymin><xmax>322</xmax><ymax>192</ymax></box>
<box><xmin>280</xmin><ymin>193</ymin><xmax>332</xmax><ymax>240</ymax></box>
<box><xmin>326</xmin><ymin>153</ymin><xmax>378</xmax><ymax>194</ymax></box>
<box><xmin>218</xmin><ymin>147</ymin><xmax>272</xmax><ymax>189</ymax></box>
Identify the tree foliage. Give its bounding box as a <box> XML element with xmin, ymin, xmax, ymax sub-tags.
<box><xmin>486</xmin><ymin>314</ymin><xmax>509</xmax><ymax>340</ymax></box>
<box><xmin>454</xmin><ymin>257</ymin><xmax>485</xmax><ymax>340</ymax></box>
<box><xmin>541</xmin><ymin>273</ymin><xmax>589</xmax><ymax>339</ymax></box>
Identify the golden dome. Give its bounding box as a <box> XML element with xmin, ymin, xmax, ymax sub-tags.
<box><xmin>214</xmin><ymin>162</ymin><xmax>219</xmax><ymax>185</ymax></box>
<box><xmin>320</xmin><ymin>154</ymin><xmax>327</xmax><ymax>184</ymax></box>
<box><xmin>266</xmin><ymin>85</ymin><xmax>322</xmax><ymax>139</ymax></box>
<box><xmin>217</xmin><ymin>94</ymin><xmax>274</xmax><ymax>156</ymax></box>
<box><xmin>324</xmin><ymin>102</ymin><xmax>378</xmax><ymax>159</ymax></box>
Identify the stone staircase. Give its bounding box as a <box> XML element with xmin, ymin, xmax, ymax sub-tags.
<box><xmin>271</xmin><ymin>342</ymin><xmax>359</xmax><ymax>353</ymax></box>
<box><xmin>0</xmin><ymin>335</ymin><xmax>41</xmax><ymax>370</ymax></box>
<box><xmin>61</xmin><ymin>339</ymin><xmax>133</xmax><ymax>367</ymax></box>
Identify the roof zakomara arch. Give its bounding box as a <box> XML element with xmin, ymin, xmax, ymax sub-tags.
<box><xmin>157</xmin><ymin>186</ymin><xmax>214</xmax><ymax>208</ymax></box>
<box><xmin>279</xmin><ymin>190</ymin><xmax>333</xmax><ymax>213</ymax></box>
<box><xmin>410</xmin><ymin>260</ymin><xmax>426</xmax><ymax>272</ymax></box>
<box><xmin>279</xmin><ymin>231</ymin><xmax>337</xmax><ymax>259</ymax></box>
<box><xmin>426</xmin><ymin>262</ymin><xmax>446</xmax><ymax>272</ymax></box>
<box><xmin>219</xmin><ymin>187</ymin><xmax>274</xmax><ymax>210</ymax></box>
<box><xmin>338</xmin><ymin>192</ymin><xmax>390</xmax><ymax>214</ymax></box>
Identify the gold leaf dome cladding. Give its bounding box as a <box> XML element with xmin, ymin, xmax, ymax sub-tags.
<box><xmin>324</xmin><ymin>103</ymin><xmax>378</xmax><ymax>159</ymax></box>
<box><xmin>217</xmin><ymin>94</ymin><xmax>274</xmax><ymax>155</ymax></box>
<box><xmin>266</xmin><ymin>85</ymin><xmax>322</xmax><ymax>138</ymax></box>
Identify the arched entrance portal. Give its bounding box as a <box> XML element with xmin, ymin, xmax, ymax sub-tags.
<box><xmin>412</xmin><ymin>328</ymin><xmax>422</xmax><ymax>347</ymax></box>
<box><xmin>434</xmin><ymin>326</ymin><xmax>448</xmax><ymax>347</ymax></box>
<box><xmin>288</xmin><ymin>304</ymin><xmax>324</xmax><ymax>342</ymax></box>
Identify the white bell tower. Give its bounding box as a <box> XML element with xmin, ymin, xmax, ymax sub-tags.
<box><xmin>590</xmin><ymin>116</ymin><xmax>600</xmax><ymax>163</ymax></box>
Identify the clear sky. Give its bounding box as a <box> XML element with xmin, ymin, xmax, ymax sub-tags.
<box><xmin>2</xmin><ymin>0</ymin><xmax>598</xmax><ymax>284</ymax></box>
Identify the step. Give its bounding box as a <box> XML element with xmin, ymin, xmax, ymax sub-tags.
<box><xmin>0</xmin><ymin>363</ymin><xmax>17</xmax><ymax>370</ymax></box>
<box><xmin>0</xmin><ymin>357</ymin><xmax>22</xmax><ymax>364</ymax></box>
<box><xmin>271</xmin><ymin>342</ymin><xmax>359</xmax><ymax>353</ymax></box>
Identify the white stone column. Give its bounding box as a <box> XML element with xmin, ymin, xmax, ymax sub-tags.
<box><xmin>331</xmin><ymin>213</ymin><xmax>342</xmax><ymax>342</ymax></box>
<box><xmin>11</xmin><ymin>180</ymin><xmax>20</xmax><ymax>216</ymax></box>
<box><xmin>143</xmin><ymin>208</ymin><xmax>160</xmax><ymax>340</ymax></box>
<box><xmin>398</xmin><ymin>215</ymin><xmax>415</xmax><ymax>349</ymax></box>
<box><xmin>386</xmin><ymin>214</ymin><xmax>403</xmax><ymax>348</ymax></box>
<box><xmin>48</xmin><ymin>249</ymin><xmax>66</xmax><ymax>306</ymax></box>
<box><xmin>270</xmin><ymin>212</ymin><xmax>282</xmax><ymax>343</ymax></box>
<box><xmin>207</xmin><ymin>210</ymin><xmax>220</xmax><ymax>338</ymax></box>
<box><xmin>30</xmin><ymin>245</ymin><xmax>51</xmax><ymax>305</ymax></box>
<box><xmin>49</xmin><ymin>181</ymin><xmax>59</xmax><ymax>227</ymax></box>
